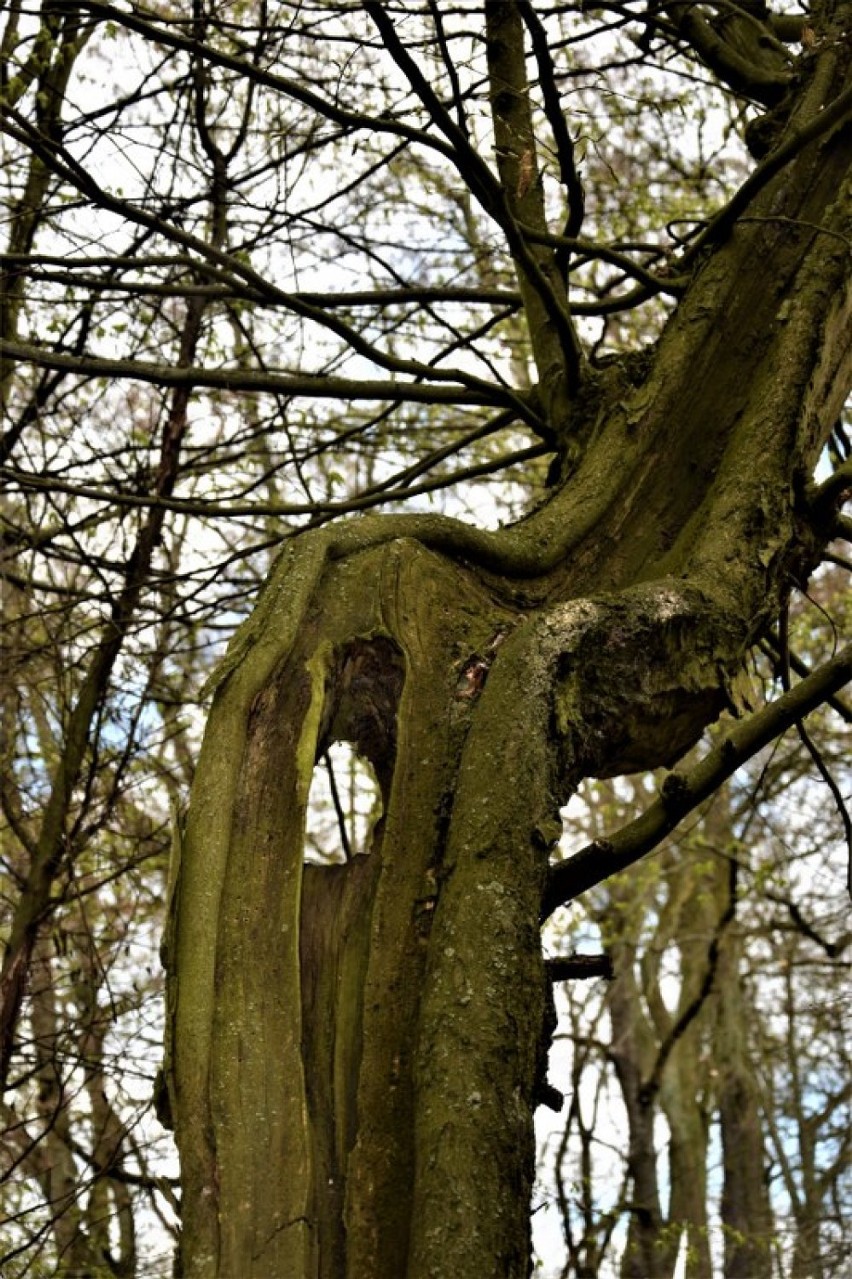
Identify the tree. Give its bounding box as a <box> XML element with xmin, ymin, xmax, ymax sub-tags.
<box><xmin>1</xmin><ymin>2</ymin><xmax>851</xmax><ymax>1276</ymax></box>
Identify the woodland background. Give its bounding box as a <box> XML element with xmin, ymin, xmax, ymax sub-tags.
<box><xmin>1</xmin><ymin>2</ymin><xmax>850</xmax><ymax>1276</ymax></box>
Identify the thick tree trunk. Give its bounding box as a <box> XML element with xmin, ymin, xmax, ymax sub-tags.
<box><xmin>164</xmin><ymin>37</ymin><xmax>852</xmax><ymax>1279</ymax></box>
<box><xmin>165</xmin><ymin>538</ymin><xmax>736</xmax><ymax>1278</ymax></box>
<box><xmin>163</xmin><ymin>538</ymin><xmax>557</xmax><ymax>1278</ymax></box>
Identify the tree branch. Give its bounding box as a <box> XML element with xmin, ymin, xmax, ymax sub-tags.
<box><xmin>1</xmin><ymin>442</ymin><xmax>547</xmax><ymax>523</ymax></box>
<box><xmin>664</xmin><ymin>1</ymin><xmax>792</xmax><ymax>106</ymax></box>
<box><xmin>482</xmin><ymin>0</ymin><xmax>584</xmax><ymax>406</ymax></box>
<box><xmin>363</xmin><ymin>0</ymin><xmax>583</xmax><ymax>407</ymax></box>
<box><xmin>0</xmin><ymin>338</ymin><xmax>526</xmax><ymax>412</ymax></box>
<box><xmin>0</xmin><ymin>105</ymin><xmax>529</xmax><ymax>405</ymax></box>
<box><xmin>517</xmin><ymin>1</ymin><xmax>585</xmax><ymax>242</ymax></box>
<box><xmin>680</xmin><ymin>80</ymin><xmax>852</xmax><ymax>265</ymax></box>
<box><xmin>72</xmin><ymin>0</ymin><xmax>463</xmax><ymax>160</ymax></box>
<box><xmin>543</xmin><ymin>641</ymin><xmax>852</xmax><ymax>918</ymax></box>
<box><xmin>547</xmin><ymin>954</ymin><xmax>614</xmax><ymax>981</ymax></box>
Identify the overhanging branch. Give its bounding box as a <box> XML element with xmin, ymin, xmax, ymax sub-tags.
<box><xmin>543</xmin><ymin>641</ymin><xmax>852</xmax><ymax>918</ymax></box>
<box><xmin>0</xmin><ymin>339</ymin><xmax>525</xmax><ymax>412</ymax></box>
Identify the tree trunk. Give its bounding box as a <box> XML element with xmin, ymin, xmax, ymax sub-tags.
<box><xmin>164</xmin><ymin>538</ymin><xmax>557</xmax><ymax>1278</ymax></box>
<box><xmin>606</xmin><ymin>945</ymin><xmax>670</xmax><ymax>1279</ymax></box>
<box><xmin>164</xmin><ymin>36</ymin><xmax>852</xmax><ymax>1279</ymax></box>
<box><xmin>714</xmin><ymin>885</ymin><xmax>774</xmax><ymax>1278</ymax></box>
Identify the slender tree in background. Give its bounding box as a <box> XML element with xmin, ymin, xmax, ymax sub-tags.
<box><xmin>1</xmin><ymin>2</ymin><xmax>850</xmax><ymax>1277</ymax></box>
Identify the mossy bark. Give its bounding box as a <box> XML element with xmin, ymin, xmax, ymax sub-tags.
<box><xmin>165</xmin><ymin>39</ymin><xmax>852</xmax><ymax>1279</ymax></box>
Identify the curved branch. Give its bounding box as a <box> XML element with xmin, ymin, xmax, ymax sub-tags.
<box><xmin>809</xmin><ymin>455</ymin><xmax>852</xmax><ymax>509</ymax></box>
<box><xmin>664</xmin><ymin>1</ymin><xmax>792</xmax><ymax>106</ymax></box>
<box><xmin>834</xmin><ymin>512</ymin><xmax>852</xmax><ymax>542</ymax></box>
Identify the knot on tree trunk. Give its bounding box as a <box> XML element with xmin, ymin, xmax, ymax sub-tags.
<box><xmin>539</xmin><ymin>582</ymin><xmax>737</xmax><ymax>780</ymax></box>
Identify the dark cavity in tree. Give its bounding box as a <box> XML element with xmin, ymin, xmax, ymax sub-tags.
<box><xmin>305</xmin><ymin>636</ymin><xmax>405</xmax><ymax>865</ymax></box>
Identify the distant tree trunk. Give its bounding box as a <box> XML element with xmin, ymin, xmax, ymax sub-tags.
<box><xmin>604</xmin><ymin>853</ymin><xmax>715</xmax><ymax>1279</ymax></box>
<box><xmin>164</xmin><ymin>35</ymin><xmax>852</xmax><ymax>1279</ymax></box>
<box><xmin>715</xmin><ymin>916</ymin><xmax>774</xmax><ymax>1278</ymax></box>
<box><xmin>606</xmin><ymin>942</ymin><xmax>671</xmax><ymax>1279</ymax></box>
<box><xmin>658</xmin><ymin>865</ymin><xmax>718</xmax><ymax>1279</ymax></box>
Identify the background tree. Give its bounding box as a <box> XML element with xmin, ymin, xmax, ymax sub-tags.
<box><xmin>1</xmin><ymin>2</ymin><xmax>850</xmax><ymax>1277</ymax></box>
<box><xmin>539</xmin><ymin>598</ymin><xmax>851</xmax><ymax>1277</ymax></box>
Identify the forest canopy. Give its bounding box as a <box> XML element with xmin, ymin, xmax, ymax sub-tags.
<box><xmin>1</xmin><ymin>2</ymin><xmax>850</xmax><ymax>1277</ymax></box>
